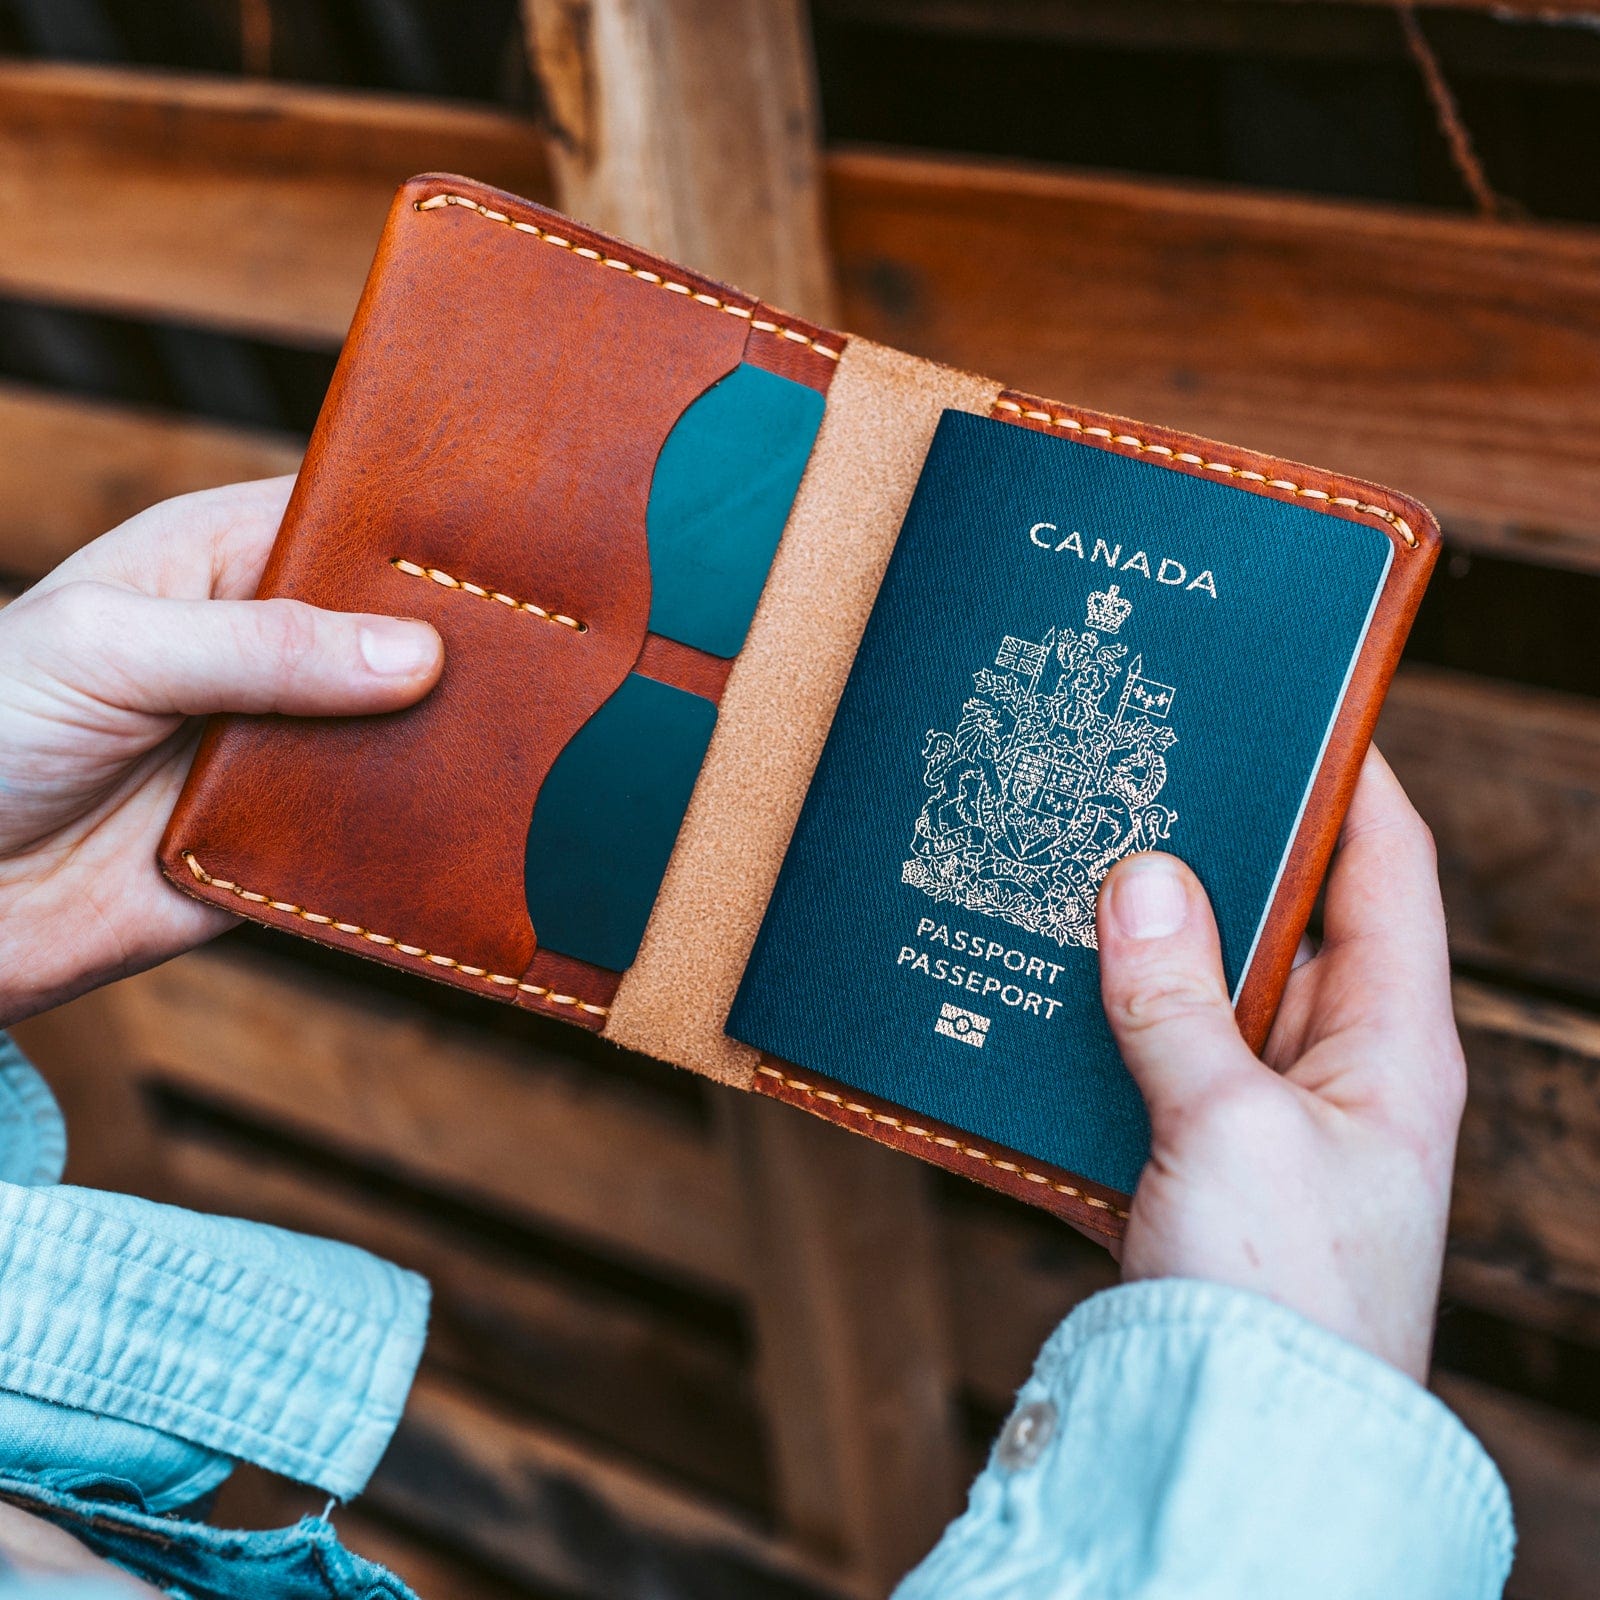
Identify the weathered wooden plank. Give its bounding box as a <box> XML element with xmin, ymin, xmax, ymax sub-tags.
<box><xmin>1435</xmin><ymin>1372</ymin><xmax>1600</xmax><ymax>1600</ymax></box>
<box><xmin>830</xmin><ymin>151</ymin><xmax>1600</xmax><ymax>572</ymax></box>
<box><xmin>1267</xmin><ymin>0</ymin><xmax>1599</xmax><ymax>11</ymax></box>
<box><xmin>1381</xmin><ymin>667</ymin><xmax>1600</xmax><ymax>999</ymax></box>
<box><xmin>11</xmin><ymin>65</ymin><xmax>1600</xmax><ymax>572</ymax></box>
<box><xmin>369</xmin><ymin>1372</ymin><xmax>848</xmax><ymax>1600</ymax></box>
<box><xmin>101</xmin><ymin>945</ymin><xmax>745</xmax><ymax>1292</ymax></box>
<box><xmin>523</xmin><ymin>0</ymin><xmax>835</xmax><ymax>318</ymax></box>
<box><xmin>153</xmin><ymin>1125</ymin><xmax>764</xmax><ymax>1503</ymax></box>
<box><xmin>1451</xmin><ymin>977</ymin><xmax>1600</xmax><ymax>1306</ymax></box>
<box><xmin>0</xmin><ymin>382</ymin><xmax>301</xmax><ymax>577</ymax></box>
<box><xmin>0</xmin><ymin>61</ymin><xmax>549</xmax><ymax>343</ymax></box>
<box><xmin>946</xmin><ymin>1203</ymin><xmax>1119</xmax><ymax>1405</ymax></box>
<box><xmin>1445</xmin><ymin>1257</ymin><xmax>1600</xmax><ymax>1351</ymax></box>
<box><xmin>818</xmin><ymin>0</ymin><xmax>1600</xmax><ymax>65</ymax></box>
<box><xmin>723</xmin><ymin>1099</ymin><xmax>964</xmax><ymax>1585</ymax></box>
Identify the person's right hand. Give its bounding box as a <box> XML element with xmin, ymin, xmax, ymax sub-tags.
<box><xmin>1095</xmin><ymin>749</ymin><xmax>1464</xmax><ymax>1383</ymax></box>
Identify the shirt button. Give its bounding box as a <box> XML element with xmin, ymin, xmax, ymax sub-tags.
<box><xmin>995</xmin><ymin>1398</ymin><xmax>1057</xmax><ymax>1470</ymax></box>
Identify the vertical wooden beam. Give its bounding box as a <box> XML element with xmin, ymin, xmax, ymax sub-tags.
<box><xmin>721</xmin><ymin>1097</ymin><xmax>964</xmax><ymax>1591</ymax></box>
<box><xmin>521</xmin><ymin>3</ymin><xmax>964</xmax><ymax>1589</ymax></box>
<box><xmin>523</xmin><ymin>0</ymin><xmax>836</xmax><ymax>317</ymax></box>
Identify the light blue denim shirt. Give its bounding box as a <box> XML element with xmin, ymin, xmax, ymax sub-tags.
<box><xmin>0</xmin><ymin>1033</ymin><xmax>1514</xmax><ymax>1599</ymax></box>
<box><xmin>900</xmin><ymin>1278</ymin><xmax>1514</xmax><ymax>1600</ymax></box>
<box><xmin>0</xmin><ymin>1034</ymin><xmax>430</xmax><ymax>1597</ymax></box>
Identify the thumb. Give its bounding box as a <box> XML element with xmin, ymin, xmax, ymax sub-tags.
<box><xmin>1096</xmin><ymin>852</ymin><xmax>1259</xmax><ymax>1126</ymax></box>
<box><xmin>45</xmin><ymin>583</ymin><xmax>443</xmax><ymax>718</ymax></box>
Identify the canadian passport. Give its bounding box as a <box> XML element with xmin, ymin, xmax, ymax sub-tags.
<box><xmin>727</xmin><ymin>409</ymin><xmax>1394</xmax><ymax>1195</ymax></box>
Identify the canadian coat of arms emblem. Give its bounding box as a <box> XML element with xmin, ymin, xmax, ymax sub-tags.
<box><xmin>902</xmin><ymin>584</ymin><xmax>1179</xmax><ymax>950</ymax></box>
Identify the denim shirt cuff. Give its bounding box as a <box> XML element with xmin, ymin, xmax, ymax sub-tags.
<box><xmin>0</xmin><ymin>1182</ymin><xmax>429</xmax><ymax>1500</ymax></box>
<box><xmin>898</xmin><ymin>1278</ymin><xmax>1514</xmax><ymax>1600</ymax></box>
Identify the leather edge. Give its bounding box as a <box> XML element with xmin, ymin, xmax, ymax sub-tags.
<box><xmin>160</xmin><ymin>849</ymin><xmax>620</xmax><ymax>1031</ymax></box>
<box><xmin>1235</xmin><ymin>505</ymin><xmax>1439</xmax><ymax>1048</ymax></box>
<box><xmin>752</xmin><ymin>1055</ymin><xmax>1129</xmax><ymax>1246</ymax></box>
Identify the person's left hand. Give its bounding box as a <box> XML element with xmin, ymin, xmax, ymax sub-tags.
<box><xmin>0</xmin><ymin>478</ymin><xmax>443</xmax><ymax>1025</ymax></box>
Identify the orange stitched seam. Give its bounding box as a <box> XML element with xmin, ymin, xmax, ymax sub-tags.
<box><xmin>756</xmin><ymin>1063</ymin><xmax>1130</xmax><ymax>1219</ymax></box>
<box><xmin>390</xmin><ymin>558</ymin><xmax>586</xmax><ymax>631</ymax></box>
<box><xmin>415</xmin><ymin>193</ymin><xmax>842</xmax><ymax>361</ymax></box>
<box><xmin>992</xmin><ymin>398</ymin><xmax>1418</xmax><ymax>548</ymax></box>
<box><xmin>180</xmin><ymin>853</ymin><xmax>610</xmax><ymax>1017</ymax></box>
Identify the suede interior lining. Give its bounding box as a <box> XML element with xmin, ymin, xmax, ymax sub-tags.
<box><xmin>603</xmin><ymin>338</ymin><xmax>1002</xmax><ymax>1082</ymax></box>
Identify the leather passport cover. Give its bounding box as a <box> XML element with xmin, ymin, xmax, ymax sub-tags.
<box><xmin>159</xmin><ymin>174</ymin><xmax>1439</xmax><ymax>1242</ymax></box>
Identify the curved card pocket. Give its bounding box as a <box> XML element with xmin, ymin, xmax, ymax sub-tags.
<box><xmin>647</xmin><ymin>361</ymin><xmax>826</xmax><ymax>658</ymax></box>
<box><xmin>525</xmin><ymin>675</ymin><xmax>718</xmax><ymax>971</ymax></box>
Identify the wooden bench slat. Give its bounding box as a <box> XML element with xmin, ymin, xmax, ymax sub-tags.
<box><xmin>1444</xmin><ymin>1257</ymin><xmax>1600</xmax><ymax>1352</ymax></box>
<box><xmin>1382</xmin><ymin>667</ymin><xmax>1600</xmax><ymax>999</ymax></box>
<box><xmin>0</xmin><ymin>61</ymin><xmax>549</xmax><ymax>344</ymax></box>
<box><xmin>830</xmin><ymin>150</ymin><xmax>1600</xmax><ymax>573</ymax></box>
<box><xmin>820</xmin><ymin>0</ymin><xmax>1600</xmax><ymax>49</ymax></box>
<box><xmin>1451</xmin><ymin>977</ymin><xmax>1600</xmax><ymax>1307</ymax></box>
<box><xmin>5</xmin><ymin>66</ymin><xmax>1600</xmax><ymax>573</ymax></box>
<box><xmin>104</xmin><ymin>946</ymin><xmax>745</xmax><ymax>1292</ymax></box>
<box><xmin>370</xmin><ymin>1372</ymin><xmax>847</xmax><ymax>1600</ymax></box>
<box><xmin>0</xmin><ymin>383</ymin><xmax>302</xmax><ymax>576</ymax></box>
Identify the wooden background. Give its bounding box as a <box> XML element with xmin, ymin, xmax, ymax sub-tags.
<box><xmin>5</xmin><ymin>2</ymin><xmax>1600</xmax><ymax>1596</ymax></box>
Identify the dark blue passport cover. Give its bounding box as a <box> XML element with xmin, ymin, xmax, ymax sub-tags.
<box><xmin>726</xmin><ymin>410</ymin><xmax>1394</xmax><ymax>1194</ymax></box>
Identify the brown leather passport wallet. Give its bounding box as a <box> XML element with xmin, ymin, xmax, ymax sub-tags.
<box><xmin>160</xmin><ymin>174</ymin><xmax>1438</xmax><ymax>1243</ymax></box>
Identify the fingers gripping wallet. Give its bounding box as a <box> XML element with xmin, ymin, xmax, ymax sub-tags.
<box><xmin>160</xmin><ymin>174</ymin><xmax>1439</xmax><ymax>1244</ymax></box>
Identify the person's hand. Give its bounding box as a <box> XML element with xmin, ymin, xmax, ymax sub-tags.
<box><xmin>0</xmin><ymin>1499</ymin><xmax>164</xmax><ymax>1595</ymax></box>
<box><xmin>1096</xmin><ymin>749</ymin><xmax>1463</xmax><ymax>1383</ymax></box>
<box><xmin>0</xmin><ymin>478</ymin><xmax>443</xmax><ymax>1025</ymax></box>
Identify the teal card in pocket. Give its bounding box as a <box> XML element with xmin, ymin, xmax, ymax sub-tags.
<box><xmin>646</xmin><ymin>362</ymin><xmax>825</xmax><ymax>658</ymax></box>
<box><xmin>525</xmin><ymin>673</ymin><xmax>718</xmax><ymax>972</ymax></box>
<box><xmin>525</xmin><ymin>361</ymin><xmax>824</xmax><ymax>970</ymax></box>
